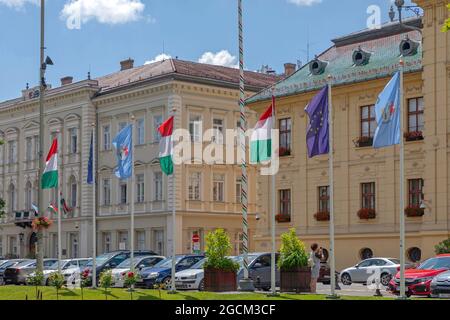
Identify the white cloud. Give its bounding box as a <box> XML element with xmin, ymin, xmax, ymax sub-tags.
<box><xmin>0</xmin><ymin>0</ymin><xmax>39</xmax><ymax>9</ymax></box>
<box><xmin>198</xmin><ymin>50</ymin><xmax>238</xmax><ymax>68</ymax></box>
<box><xmin>287</xmin><ymin>0</ymin><xmax>322</xmax><ymax>6</ymax></box>
<box><xmin>61</xmin><ymin>0</ymin><xmax>145</xmax><ymax>29</ymax></box>
<box><xmin>144</xmin><ymin>53</ymin><xmax>172</xmax><ymax>65</ymax></box>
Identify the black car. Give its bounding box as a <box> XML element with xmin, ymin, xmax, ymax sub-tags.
<box><xmin>0</xmin><ymin>259</ymin><xmax>32</xmax><ymax>285</ymax></box>
<box><xmin>84</xmin><ymin>250</ymin><xmax>157</xmax><ymax>285</ymax></box>
<box><xmin>3</xmin><ymin>259</ymin><xmax>57</xmax><ymax>285</ymax></box>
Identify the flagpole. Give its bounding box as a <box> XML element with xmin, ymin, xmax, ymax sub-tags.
<box><xmin>270</xmin><ymin>93</ymin><xmax>277</xmax><ymax>296</ymax></box>
<box><xmin>91</xmin><ymin>123</ymin><xmax>97</xmax><ymax>288</ymax></box>
<box><xmin>57</xmin><ymin>131</ymin><xmax>62</xmax><ymax>273</ymax></box>
<box><xmin>327</xmin><ymin>75</ymin><xmax>338</xmax><ymax>299</ymax></box>
<box><xmin>399</xmin><ymin>60</ymin><xmax>406</xmax><ymax>300</ymax></box>
<box><xmin>169</xmin><ymin>108</ymin><xmax>177</xmax><ymax>294</ymax></box>
<box><xmin>130</xmin><ymin>115</ymin><xmax>136</xmax><ymax>276</ymax></box>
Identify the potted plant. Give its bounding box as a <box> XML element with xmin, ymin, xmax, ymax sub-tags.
<box><xmin>357</xmin><ymin>208</ymin><xmax>376</xmax><ymax>220</ymax></box>
<box><xmin>203</xmin><ymin>228</ymin><xmax>240</xmax><ymax>292</ymax></box>
<box><xmin>404</xmin><ymin>206</ymin><xmax>425</xmax><ymax>217</ymax></box>
<box><xmin>278</xmin><ymin>228</ymin><xmax>311</xmax><ymax>293</ymax></box>
<box><xmin>275</xmin><ymin>214</ymin><xmax>291</xmax><ymax>223</ymax></box>
<box><xmin>31</xmin><ymin>216</ymin><xmax>53</xmax><ymax>230</ymax></box>
<box><xmin>404</xmin><ymin>131</ymin><xmax>424</xmax><ymax>142</ymax></box>
<box><xmin>48</xmin><ymin>272</ymin><xmax>65</xmax><ymax>300</ymax></box>
<box><xmin>314</xmin><ymin>211</ymin><xmax>330</xmax><ymax>221</ymax></box>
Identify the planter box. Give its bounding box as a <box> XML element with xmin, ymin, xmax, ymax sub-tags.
<box><xmin>280</xmin><ymin>267</ymin><xmax>311</xmax><ymax>293</ymax></box>
<box><xmin>314</xmin><ymin>211</ymin><xmax>330</xmax><ymax>221</ymax></box>
<box><xmin>404</xmin><ymin>131</ymin><xmax>424</xmax><ymax>142</ymax></box>
<box><xmin>354</xmin><ymin>137</ymin><xmax>373</xmax><ymax>148</ymax></box>
<box><xmin>204</xmin><ymin>269</ymin><xmax>237</xmax><ymax>292</ymax></box>
<box><xmin>276</xmin><ymin>214</ymin><xmax>291</xmax><ymax>223</ymax></box>
<box><xmin>357</xmin><ymin>208</ymin><xmax>376</xmax><ymax>220</ymax></box>
<box><xmin>405</xmin><ymin>207</ymin><xmax>425</xmax><ymax>217</ymax></box>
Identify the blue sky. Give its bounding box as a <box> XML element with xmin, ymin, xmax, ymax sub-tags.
<box><xmin>0</xmin><ymin>0</ymin><xmax>419</xmax><ymax>101</ymax></box>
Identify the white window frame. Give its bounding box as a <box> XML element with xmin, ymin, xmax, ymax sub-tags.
<box><xmin>213</xmin><ymin>174</ymin><xmax>225</xmax><ymax>202</ymax></box>
<box><xmin>103</xmin><ymin>179</ymin><xmax>111</xmax><ymax>206</ymax></box>
<box><xmin>120</xmin><ymin>182</ymin><xmax>127</xmax><ymax>204</ymax></box>
<box><xmin>136</xmin><ymin>174</ymin><xmax>145</xmax><ymax>203</ymax></box>
<box><xmin>212</xmin><ymin>118</ymin><xmax>224</xmax><ymax>144</ymax></box>
<box><xmin>137</xmin><ymin>118</ymin><xmax>145</xmax><ymax>145</ymax></box>
<box><xmin>189</xmin><ymin>115</ymin><xmax>202</xmax><ymax>143</ymax></box>
<box><xmin>103</xmin><ymin>125</ymin><xmax>111</xmax><ymax>151</ymax></box>
<box><xmin>154</xmin><ymin>172</ymin><xmax>163</xmax><ymax>201</ymax></box>
<box><xmin>26</xmin><ymin>137</ymin><xmax>32</xmax><ymax>161</ymax></box>
<box><xmin>188</xmin><ymin>172</ymin><xmax>201</xmax><ymax>201</ymax></box>
<box><xmin>153</xmin><ymin>115</ymin><xmax>163</xmax><ymax>142</ymax></box>
<box><xmin>69</xmin><ymin>128</ymin><xmax>78</xmax><ymax>154</ymax></box>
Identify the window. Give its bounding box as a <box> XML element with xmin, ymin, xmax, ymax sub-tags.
<box><xmin>188</xmin><ymin>172</ymin><xmax>201</xmax><ymax>200</ymax></box>
<box><xmin>360</xmin><ymin>105</ymin><xmax>376</xmax><ymax>138</ymax></box>
<box><xmin>103</xmin><ymin>179</ymin><xmax>111</xmax><ymax>206</ymax></box>
<box><xmin>9</xmin><ymin>184</ymin><xmax>15</xmax><ymax>212</ymax></box>
<box><xmin>279</xmin><ymin>118</ymin><xmax>292</xmax><ymax>156</ymax></box>
<box><xmin>236</xmin><ymin>178</ymin><xmax>242</xmax><ymax>203</ymax></box>
<box><xmin>25</xmin><ymin>182</ymin><xmax>32</xmax><ymax>210</ymax></box>
<box><xmin>9</xmin><ymin>236</ymin><xmax>17</xmax><ymax>257</ymax></box>
<box><xmin>153</xmin><ymin>230</ymin><xmax>164</xmax><ymax>255</ymax></box>
<box><xmin>408</xmin><ymin>179</ymin><xmax>424</xmax><ymax>207</ymax></box>
<box><xmin>69</xmin><ymin>176</ymin><xmax>77</xmax><ymax>207</ymax></box>
<box><xmin>153</xmin><ymin>115</ymin><xmax>163</xmax><ymax>142</ymax></box>
<box><xmin>34</xmin><ymin>135</ymin><xmax>39</xmax><ymax>159</ymax></box>
<box><xmin>118</xmin><ymin>122</ymin><xmax>127</xmax><ymax>132</ymax></box>
<box><xmin>318</xmin><ymin>186</ymin><xmax>330</xmax><ymax>212</ymax></box>
<box><xmin>8</xmin><ymin>141</ymin><xmax>17</xmax><ymax>164</ymax></box>
<box><xmin>361</xmin><ymin>182</ymin><xmax>375</xmax><ymax>209</ymax></box>
<box><xmin>103</xmin><ymin>125</ymin><xmax>111</xmax><ymax>150</ymax></box>
<box><xmin>69</xmin><ymin>233</ymin><xmax>79</xmax><ymax>258</ymax></box>
<box><xmin>189</xmin><ymin>115</ymin><xmax>202</xmax><ymax>143</ymax></box>
<box><xmin>213</xmin><ymin>174</ymin><xmax>225</xmax><ymax>202</ymax></box>
<box><xmin>103</xmin><ymin>232</ymin><xmax>111</xmax><ymax>253</ymax></box>
<box><xmin>118</xmin><ymin>231</ymin><xmax>129</xmax><ymax>250</ymax></box>
<box><xmin>279</xmin><ymin>189</ymin><xmax>291</xmax><ymax>216</ymax></box>
<box><xmin>120</xmin><ymin>182</ymin><xmax>127</xmax><ymax>204</ymax></box>
<box><xmin>137</xmin><ymin>118</ymin><xmax>145</xmax><ymax>145</ymax></box>
<box><xmin>212</xmin><ymin>118</ymin><xmax>224</xmax><ymax>144</ymax></box>
<box><xmin>136</xmin><ymin>174</ymin><xmax>145</xmax><ymax>203</ymax></box>
<box><xmin>136</xmin><ymin>231</ymin><xmax>146</xmax><ymax>251</ymax></box>
<box><xmin>26</xmin><ymin>137</ymin><xmax>32</xmax><ymax>161</ymax></box>
<box><xmin>154</xmin><ymin>172</ymin><xmax>163</xmax><ymax>201</ymax></box>
<box><xmin>408</xmin><ymin>97</ymin><xmax>424</xmax><ymax>133</ymax></box>
<box><xmin>69</xmin><ymin>128</ymin><xmax>78</xmax><ymax>154</ymax></box>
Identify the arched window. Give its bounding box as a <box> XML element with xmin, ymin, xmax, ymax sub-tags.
<box><xmin>69</xmin><ymin>176</ymin><xmax>77</xmax><ymax>207</ymax></box>
<box><xmin>25</xmin><ymin>181</ymin><xmax>32</xmax><ymax>210</ymax></box>
<box><xmin>9</xmin><ymin>183</ymin><xmax>16</xmax><ymax>212</ymax></box>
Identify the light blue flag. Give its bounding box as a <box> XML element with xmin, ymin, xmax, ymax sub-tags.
<box><xmin>112</xmin><ymin>124</ymin><xmax>133</xmax><ymax>180</ymax></box>
<box><xmin>373</xmin><ymin>71</ymin><xmax>401</xmax><ymax>148</ymax></box>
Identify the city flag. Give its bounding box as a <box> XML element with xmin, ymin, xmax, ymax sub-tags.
<box><xmin>250</xmin><ymin>101</ymin><xmax>274</xmax><ymax>163</ymax></box>
<box><xmin>87</xmin><ymin>130</ymin><xmax>94</xmax><ymax>184</ymax></box>
<box><xmin>48</xmin><ymin>203</ymin><xmax>58</xmax><ymax>215</ymax></box>
<box><xmin>60</xmin><ymin>193</ymin><xmax>72</xmax><ymax>214</ymax></box>
<box><xmin>305</xmin><ymin>85</ymin><xmax>329</xmax><ymax>158</ymax></box>
<box><xmin>158</xmin><ymin>116</ymin><xmax>174</xmax><ymax>175</ymax></box>
<box><xmin>373</xmin><ymin>71</ymin><xmax>401</xmax><ymax>148</ymax></box>
<box><xmin>41</xmin><ymin>138</ymin><xmax>58</xmax><ymax>189</ymax></box>
<box><xmin>112</xmin><ymin>124</ymin><xmax>133</xmax><ymax>180</ymax></box>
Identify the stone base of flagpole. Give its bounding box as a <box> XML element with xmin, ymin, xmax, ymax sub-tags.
<box><xmin>396</xmin><ymin>295</ymin><xmax>408</xmax><ymax>300</ymax></box>
<box><xmin>239</xmin><ymin>278</ymin><xmax>255</xmax><ymax>292</ymax></box>
<box><xmin>266</xmin><ymin>292</ymin><xmax>279</xmax><ymax>297</ymax></box>
<box><xmin>326</xmin><ymin>294</ymin><xmax>341</xmax><ymax>300</ymax></box>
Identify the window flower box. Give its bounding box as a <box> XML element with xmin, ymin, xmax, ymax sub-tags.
<box><xmin>354</xmin><ymin>136</ymin><xmax>373</xmax><ymax>148</ymax></box>
<box><xmin>404</xmin><ymin>206</ymin><xmax>425</xmax><ymax>217</ymax></box>
<box><xmin>275</xmin><ymin>214</ymin><xmax>291</xmax><ymax>223</ymax></box>
<box><xmin>279</xmin><ymin>147</ymin><xmax>291</xmax><ymax>157</ymax></box>
<box><xmin>314</xmin><ymin>211</ymin><xmax>330</xmax><ymax>221</ymax></box>
<box><xmin>404</xmin><ymin>131</ymin><xmax>424</xmax><ymax>142</ymax></box>
<box><xmin>357</xmin><ymin>208</ymin><xmax>376</xmax><ymax>220</ymax></box>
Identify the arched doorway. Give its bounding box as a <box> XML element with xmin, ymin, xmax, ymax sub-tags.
<box><xmin>29</xmin><ymin>232</ymin><xmax>37</xmax><ymax>258</ymax></box>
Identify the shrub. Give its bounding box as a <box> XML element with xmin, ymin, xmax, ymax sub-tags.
<box><xmin>277</xmin><ymin>228</ymin><xmax>308</xmax><ymax>270</ymax></box>
<box><xmin>27</xmin><ymin>271</ymin><xmax>44</xmax><ymax>299</ymax></box>
<box><xmin>80</xmin><ymin>268</ymin><xmax>91</xmax><ymax>300</ymax></box>
<box><xmin>99</xmin><ymin>270</ymin><xmax>114</xmax><ymax>300</ymax></box>
<box><xmin>48</xmin><ymin>272</ymin><xmax>65</xmax><ymax>300</ymax></box>
<box><xmin>204</xmin><ymin>229</ymin><xmax>239</xmax><ymax>273</ymax></box>
<box><xmin>435</xmin><ymin>238</ymin><xmax>450</xmax><ymax>255</ymax></box>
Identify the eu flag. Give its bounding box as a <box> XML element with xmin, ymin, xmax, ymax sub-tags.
<box><xmin>87</xmin><ymin>131</ymin><xmax>94</xmax><ymax>184</ymax></box>
<box><xmin>113</xmin><ymin>124</ymin><xmax>133</xmax><ymax>180</ymax></box>
<box><xmin>305</xmin><ymin>85</ymin><xmax>329</xmax><ymax>158</ymax></box>
<box><xmin>373</xmin><ymin>71</ymin><xmax>401</xmax><ymax>148</ymax></box>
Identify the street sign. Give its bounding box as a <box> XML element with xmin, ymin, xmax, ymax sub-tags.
<box><xmin>192</xmin><ymin>233</ymin><xmax>200</xmax><ymax>254</ymax></box>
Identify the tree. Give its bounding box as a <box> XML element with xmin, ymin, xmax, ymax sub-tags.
<box><xmin>435</xmin><ymin>238</ymin><xmax>450</xmax><ymax>254</ymax></box>
<box><xmin>442</xmin><ymin>4</ymin><xmax>450</xmax><ymax>32</ymax></box>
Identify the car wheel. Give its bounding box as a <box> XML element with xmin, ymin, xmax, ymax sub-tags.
<box><xmin>162</xmin><ymin>277</ymin><xmax>172</xmax><ymax>290</ymax></box>
<box><xmin>341</xmin><ymin>273</ymin><xmax>352</xmax><ymax>286</ymax></box>
<box><xmin>380</xmin><ymin>273</ymin><xmax>392</xmax><ymax>287</ymax></box>
<box><xmin>199</xmin><ymin>279</ymin><xmax>205</xmax><ymax>291</ymax></box>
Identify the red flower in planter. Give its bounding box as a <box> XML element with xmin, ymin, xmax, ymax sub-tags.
<box><xmin>404</xmin><ymin>131</ymin><xmax>424</xmax><ymax>142</ymax></box>
<box><xmin>279</xmin><ymin>147</ymin><xmax>291</xmax><ymax>157</ymax></box>
<box><xmin>276</xmin><ymin>214</ymin><xmax>291</xmax><ymax>223</ymax></box>
<box><xmin>404</xmin><ymin>206</ymin><xmax>425</xmax><ymax>217</ymax></box>
<box><xmin>127</xmin><ymin>272</ymin><xmax>135</xmax><ymax>279</ymax></box>
<box><xmin>357</xmin><ymin>208</ymin><xmax>376</xmax><ymax>220</ymax></box>
<box><xmin>314</xmin><ymin>211</ymin><xmax>330</xmax><ymax>221</ymax></box>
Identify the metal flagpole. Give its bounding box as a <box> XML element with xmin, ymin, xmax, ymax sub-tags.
<box><xmin>399</xmin><ymin>60</ymin><xmax>406</xmax><ymax>300</ymax></box>
<box><xmin>57</xmin><ymin>131</ymin><xmax>62</xmax><ymax>273</ymax></box>
<box><xmin>169</xmin><ymin>108</ymin><xmax>177</xmax><ymax>294</ymax></box>
<box><xmin>270</xmin><ymin>93</ymin><xmax>277</xmax><ymax>296</ymax></box>
<box><xmin>327</xmin><ymin>75</ymin><xmax>338</xmax><ymax>299</ymax></box>
<box><xmin>91</xmin><ymin>124</ymin><xmax>97</xmax><ymax>288</ymax></box>
<box><xmin>130</xmin><ymin>116</ymin><xmax>136</xmax><ymax>275</ymax></box>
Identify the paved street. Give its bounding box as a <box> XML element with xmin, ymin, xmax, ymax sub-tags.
<box><xmin>316</xmin><ymin>283</ymin><xmax>396</xmax><ymax>298</ymax></box>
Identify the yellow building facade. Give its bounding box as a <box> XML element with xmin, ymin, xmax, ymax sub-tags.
<box><xmin>247</xmin><ymin>1</ymin><xmax>449</xmax><ymax>270</ymax></box>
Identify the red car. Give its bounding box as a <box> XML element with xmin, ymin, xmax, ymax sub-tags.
<box><xmin>388</xmin><ymin>254</ymin><xmax>450</xmax><ymax>297</ymax></box>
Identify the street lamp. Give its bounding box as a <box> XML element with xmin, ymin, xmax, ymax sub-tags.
<box><xmin>394</xmin><ymin>0</ymin><xmax>423</xmax><ymax>33</ymax></box>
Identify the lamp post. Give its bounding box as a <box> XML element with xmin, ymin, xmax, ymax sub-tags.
<box><xmin>394</xmin><ymin>0</ymin><xmax>423</xmax><ymax>33</ymax></box>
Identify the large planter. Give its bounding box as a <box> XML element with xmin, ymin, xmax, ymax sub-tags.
<box><xmin>204</xmin><ymin>268</ymin><xmax>237</xmax><ymax>292</ymax></box>
<box><xmin>280</xmin><ymin>267</ymin><xmax>311</xmax><ymax>293</ymax></box>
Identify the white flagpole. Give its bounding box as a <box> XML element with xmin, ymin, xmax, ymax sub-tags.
<box><xmin>270</xmin><ymin>93</ymin><xmax>277</xmax><ymax>296</ymax></box>
<box><xmin>91</xmin><ymin>124</ymin><xmax>97</xmax><ymax>288</ymax></box>
<box><xmin>399</xmin><ymin>60</ymin><xmax>406</xmax><ymax>299</ymax></box>
<box><xmin>57</xmin><ymin>131</ymin><xmax>62</xmax><ymax>273</ymax></box>
<box><xmin>327</xmin><ymin>76</ymin><xmax>338</xmax><ymax>299</ymax></box>
<box><xmin>169</xmin><ymin>108</ymin><xmax>177</xmax><ymax>294</ymax></box>
<box><xmin>130</xmin><ymin>116</ymin><xmax>136</xmax><ymax>275</ymax></box>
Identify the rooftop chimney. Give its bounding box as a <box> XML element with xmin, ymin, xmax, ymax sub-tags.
<box><xmin>61</xmin><ymin>76</ymin><xmax>73</xmax><ymax>86</ymax></box>
<box><xmin>284</xmin><ymin>63</ymin><xmax>297</xmax><ymax>77</ymax></box>
<box><xmin>120</xmin><ymin>58</ymin><xmax>134</xmax><ymax>71</ymax></box>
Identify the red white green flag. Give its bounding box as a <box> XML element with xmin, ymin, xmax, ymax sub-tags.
<box><xmin>158</xmin><ymin>116</ymin><xmax>174</xmax><ymax>175</ymax></box>
<box><xmin>48</xmin><ymin>203</ymin><xmax>58</xmax><ymax>215</ymax></box>
<box><xmin>250</xmin><ymin>102</ymin><xmax>274</xmax><ymax>163</ymax></box>
<box><xmin>41</xmin><ymin>138</ymin><xmax>58</xmax><ymax>189</ymax></box>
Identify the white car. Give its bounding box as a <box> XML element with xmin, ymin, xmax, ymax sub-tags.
<box><xmin>111</xmin><ymin>255</ymin><xmax>165</xmax><ymax>288</ymax></box>
<box><xmin>28</xmin><ymin>258</ymin><xmax>91</xmax><ymax>286</ymax></box>
<box><xmin>174</xmin><ymin>258</ymin><xmax>206</xmax><ymax>291</ymax></box>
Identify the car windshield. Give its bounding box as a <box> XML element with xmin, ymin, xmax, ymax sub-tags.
<box><xmin>48</xmin><ymin>260</ymin><xmax>70</xmax><ymax>270</ymax></box>
<box><xmin>86</xmin><ymin>253</ymin><xmax>116</xmax><ymax>267</ymax></box>
<box><xmin>234</xmin><ymin>255</ymin><xmax>259</xmax><ymax>267</ymax></box>
<box><xmin>116</xmin><ymin>258</ymin><xmax>141</xmax><ymax>269</ymax></box>
<box><xmin>154</xmin><ymin>257</ymin><xmax>183</xmax><ymax>268</ymax></box>
<box><xmin>16</xmin><ymin>260</ymin><xmax>34</xmax><ymax>268</ymax></box>
<box><xmin>190</xmin><ymin>258</ymin><xmax>206</xmax><ymax>269</ymax></box>
<box><xmin>418</xmin><ymin>257</ymin><xmax>450</xmax><ymax>270</ymax></box>
<box><xmin>389</xmin><ymin>259</ymin><xmax>400</xmax><ymax>265</ymax></box>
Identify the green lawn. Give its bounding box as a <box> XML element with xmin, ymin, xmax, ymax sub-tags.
<box><xmin>0</xmin><ymin>286</ymin><xmax>393</xmax><ymax>300</ymax></box>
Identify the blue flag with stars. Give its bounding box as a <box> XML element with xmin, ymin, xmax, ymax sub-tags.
<box><xmin>305</xmin><ymin>85</ymin><xmax>329</xmax><ymax>158</ymax></box>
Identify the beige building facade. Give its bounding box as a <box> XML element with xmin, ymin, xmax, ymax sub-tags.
<box><xmin>247</xmin><ymin>1</ymin><xmax>449</xmax><ymax>270</ymax></box>
<box><xmin>0</xmin><ymin>59</ymin><xmax>278</xmax><ymax>259</ymax></box>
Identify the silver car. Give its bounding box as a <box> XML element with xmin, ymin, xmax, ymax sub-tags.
<box><xmin>340</xmin><ymin>257</ymin><xmax>406</xmax><ymax>286</ymax></box>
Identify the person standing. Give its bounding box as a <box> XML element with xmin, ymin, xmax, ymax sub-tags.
<box><xmin>309</xmin><ymin>243</ymin><xmax>323</xmax><ymax>293</ymax></box>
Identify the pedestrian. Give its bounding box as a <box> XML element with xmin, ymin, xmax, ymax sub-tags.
<box><xmin>309</xmin><ymin>243</ymin><xmax>323</xmax><ymax>294</ymax></box>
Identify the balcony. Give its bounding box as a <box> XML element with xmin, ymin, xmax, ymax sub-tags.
<box><xmin>404</xmin><ymin>131</ymin><xmax>424</xmax><ymax>142</ymax></box>
<box><xmin>13</xmin><ymin>210</ymin><xmax>38</xmax><ymax>228</ymax></box>
<box><xmin>353</xmin><ymin>136</ymin><xmax>373</xmax><ymax>148</ymax></box>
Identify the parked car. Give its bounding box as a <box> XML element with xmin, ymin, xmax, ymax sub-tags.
<box><xmin>237</xmin><ymin>253</ymin><xmax>279</xmax><ymax>291</ymax></box>
<box><xmin>388</xmin><ymin>254</ymin><xmax>450</xmax><ymax>297</ymax></box>
<box><xmin>340</xmin><ymin>258</ymin><xmax>408</xmax><ymax>286</ymax></box>
<box><xmin>139</xmin><ymin>254</ymin><xmax>204</xmax><ymax>289</ymax></box>
<box><xmin>0</xmin><ymin>260</ymin><xmax>32</xmax><ymax>285</ymax></box>
<box><xmin>28</xmin><ymin>258</ymin><xmax>91</xmax><ymax>285</ymax></box>
<box><xmin>111</xmin><ymin>255</ymin><xmax>165</xmax><ymax>288</ymax></box>
<box><xmin>174</xmin><ymin>258</ymin><xmax>208</xmax><ymax>291</ymax></box>
<box><xmin>84</xmin><ymin>250</ymin><xmax>157</xmax><ymax>285</ymax></box>
<box><xmin>3</xmin><ymin>259</ymin><xmax>58</xmax><ymax>285</ymax></box>
<box><xmin>431</xmin><ymin>269</ymin><xmax>450</xmax><ymax>298</ymax></box>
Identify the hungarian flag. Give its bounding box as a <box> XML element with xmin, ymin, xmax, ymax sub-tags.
<box><xmin>48</xmin><ymin>203</ymin><xmax>58</xmax><ymax>215</ymax></box>
<box><xmin>41</xmin><ymin>138</ymin><xmax>58</xmax><ymax>189</ymax></box>
<box><xmin>158</xmin><ymin>116</ymin><xmax>174</xmax><ymax>175</ymax></box>
<box><xmin>250</xmin><ymin>99</ymin><xmax>274</xmax><ymax>163</ymax></box>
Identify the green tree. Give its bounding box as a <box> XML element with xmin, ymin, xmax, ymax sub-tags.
<box><xmin>435</xmin><ymin>238</ymin><xmax>450</xmax><ymax>254</ymax></box>
<box><xmin>48</xmin><ymin>272</ymin><xmax>65</xmax><ymax>300</ymax></box>
<box><xmin>277</xmin><ymin>228</ymin><xmax>309</xmax><ymax>270</ymax></box>
<box><xmin>442</xmin><ymin>4</ymin><xmax>450</xmax><ymax>32</ymax></box>
<box><xmin>99</xmin><ymin>270</ymin><xmax>114</xmax><ymax>300</ymax></box>
<box><xmin>204</xmin><ymin>229</ymin><xmax>239</xmax><ymax>272</ymax></box>
<box><xmin>27</xmin><ymin>271</ymin><xmax>44</xmax><ymax>299</ymax></box>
